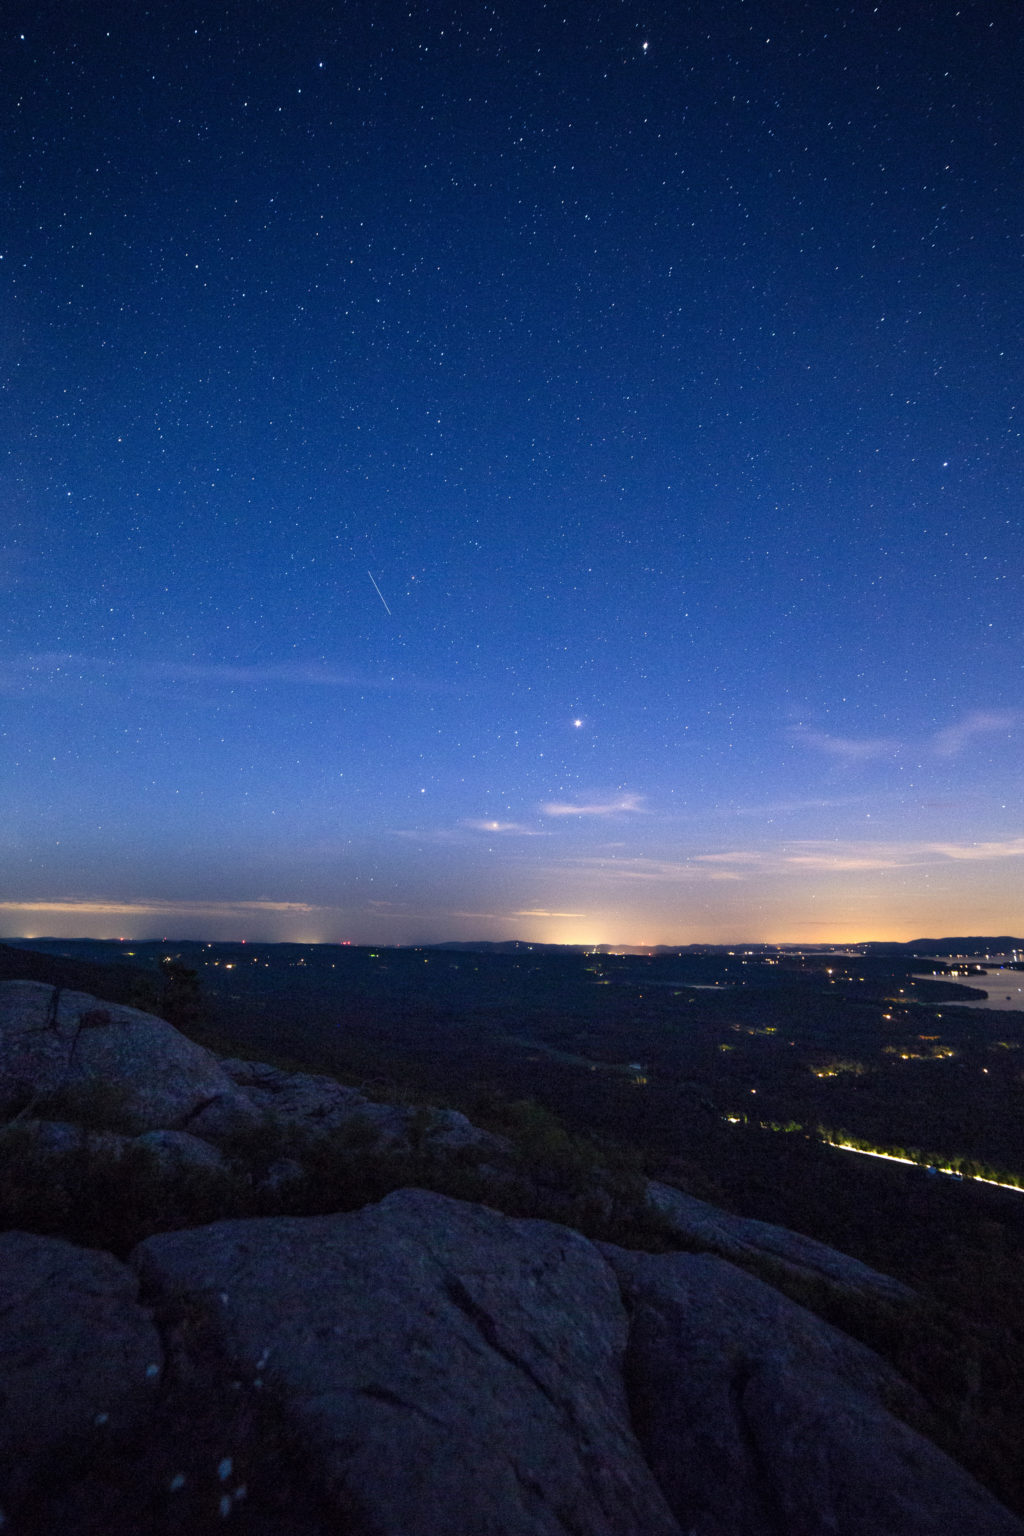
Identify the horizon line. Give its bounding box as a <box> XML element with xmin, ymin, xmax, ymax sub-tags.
<box><xmin>4</xmin><ymin>933</ymin><xmax>1023</xmax><ymax>951</ymax></box>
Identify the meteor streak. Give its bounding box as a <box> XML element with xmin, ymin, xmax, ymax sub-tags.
<box><xmin>367</xmin><ymin>571</ymin><xmax>392</xmax><ymax>615</ymax></box>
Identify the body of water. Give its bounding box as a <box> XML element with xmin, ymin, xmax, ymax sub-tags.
<box><xmin>913</xmin><ymin>964</ymin><xmax>1024</xmax><ymax>1012</ymax></box>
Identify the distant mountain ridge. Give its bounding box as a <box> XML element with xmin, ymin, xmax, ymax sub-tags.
<box><xmin>430</xmin><ymin>937</ymin><xmax>1024</xmax><ymax>956</ymax></box>
<box><xmin>6</xmin><ymin>934</ymin><xmax>1023</xmax><ymax>958</ymax></box>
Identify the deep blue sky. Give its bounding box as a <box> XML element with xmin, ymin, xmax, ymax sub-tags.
<box><xmin>3</xmin><ymin>1</ymin><xmax>1022</xmax><ymax>944</ymax></box>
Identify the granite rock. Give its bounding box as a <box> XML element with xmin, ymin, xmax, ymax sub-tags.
<box><xmin>0</xmin><ymin>981</ymin><xmax>254</xmax><ymax>1136</ymax></box>
<box><xmin>0</xmin><ymin>1231</ymin><xmax>163</xmax><ymax>1509</ymax></box>
<box><xmin>646</xmin><ymin>1177</ymin><xmax>915</xmax><ymax>1306</ymax></box>
<box><xmin>132</xmin><ymin>1187</ymin><xmax>682</xmax><ymax>1536</ymax></box>
<box><xmin>602</xmin><ymin>1243</ymin><xmax>1022</xmax><ymax>1536</ymax></box>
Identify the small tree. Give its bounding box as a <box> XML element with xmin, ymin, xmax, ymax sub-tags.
<box><xmin>159</xmin><ymin>958</ymin><xmax>202</xmax><ymax>1029</ymax></box>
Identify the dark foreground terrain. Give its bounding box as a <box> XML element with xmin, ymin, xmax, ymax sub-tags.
<box><xmin>2</xmin><ymin>937</ymin><xmax>1023</xmax><ymax>1530</ymax></box>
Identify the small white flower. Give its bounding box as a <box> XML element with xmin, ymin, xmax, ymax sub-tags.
<box><xmin>218</xmin><ymin>1493</ymin><xmax>232</xmax><ymax>1518</ymax></box>
<box><xmin>145</xmin><ymin>1363</ymin><xmax>160</xmax><ymax>1379</ymax></box>
<box><xmin>169</xmin><ymin>1473</ymin><xmax>186</xmax><ymax>1492</ymax></box>
<box><xmin>233</xmin><ymin>1485</ymin><xmax>247</xmax><ymax>1503</ymax></box>
<box><xmin>217</xmin><ymin>1457</ymin><xmax>233</xmax><ymax>1482</ymax></box>
<box><xmin>94</xmin><ymin>1412</ymin><xmax>109</xmax><ymax>1426</ymax></box>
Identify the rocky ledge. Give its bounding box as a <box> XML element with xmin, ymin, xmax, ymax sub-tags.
<box><xmin>1</xmin><ymin>979</ymin><xmax>1022</xmax><ymax>1535</ymax></box>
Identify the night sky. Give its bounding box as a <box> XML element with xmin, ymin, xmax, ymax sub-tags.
<box><xmin>3</xmin><ymin>1</ymin><xmax>1021</xmax><ymax>945</ymax></box>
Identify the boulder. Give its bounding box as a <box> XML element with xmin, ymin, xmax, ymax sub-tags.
<box><xmin>413</xmin><ymin>1104</ymin><xmax>510</xmax><ymax>1159</ymax></box>
<box><xmin>220</xmin><ymin>1057</ymin><xmax>508</xmax><ymax>1160</ymax></box>
<box><xmin>0</xmin><ymin>1116</ymin><xmax>129</xmax><ymax>1161</ymax></box>
<box><xmin>0</xmin><ymin>1232</ymin><xmax>163</xmax><ymax>1509</ymax></box>
<box><xmin>220</xmin><ymin>1057</ymin><xmax>408</xmax><ymax>1143</ymax></box>
<box><xmin>602</xmin><ymin>1244</ymin><xmax>1023</xmax><ymax>1536</ymax></box>
<box><xmin>220</xmin><ymin>1057</ymin><xmax>370</xmax><ymax>1119</ymax></box>
<box><xmin>0</xmin><ymin>981</ymin><xmax>256</xmax><ymax>1136</ymax></box>
<box><xmin>0</xmin><ymin>1120</ymin><xmax>228</xmax><ymax>1183</ymax></box>
<box><xmin>646</xmin><ymin>1178</ymin><xmax>915</xmax><ymax>1307</ymax></box>
<box><xmin>133</xmin><ymin>1128</ymin><xmax>228</xmax><ymax>1174</ymax></box>
<box><xmin>132</xmin><ymin>1187</ymin><xmax>682</xmax><ymax>1536</ymax></box>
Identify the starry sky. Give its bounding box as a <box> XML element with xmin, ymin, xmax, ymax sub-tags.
<box><xmin>2</xmin><ymin>1</ymin><xmax>1022</xmax><ymax>946</ymax></box>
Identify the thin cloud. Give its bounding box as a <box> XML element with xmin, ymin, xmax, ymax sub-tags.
<box><xmin>693</xmin><ymin>851</ymin><xmax>759</xmax><ymax>864</ymax></box>
<box><xmin>560</xmin><ymin>835</ymin><xmax>1024</xmax><ymax>883</ymax></box>
<box><xmin>461</xmin><ymin>819</ymin><xmax>545</xmax><ymax>835</ymax></box>
<box><xmin>793</xmin><ymin>710</ymin><xmax>1020</xmax><ymax>766</ymax></box>
<box><xmin>772</xmin><ymin>837</ymin><xmax>1024</xmax><ymax>871</ymax></box>
<box><xmin>152</xmin><ymin>659</ymin><xmax>453</xmax><ymax>694</ymax></box>
<box><xmin>931</xmin><ymin>710</ymin><xmax>1020</xmax><ymax>758</ymax></box>
<box><xmin>925</xmin><ymin>837</ymin><xmax>1024</xmax><ymax>862</ymax></box>
<box><xmin>781</xmin><ymin>853</ymin><xmax>908</xmax><ymax>871</ymax></box>
<box><xmin>0</xmin><ymin>652</ymin><xmax>450</xmax><ymax>695</ymax></box>
<box><xmin>444</xmin><ymin>910</ymin><xmax>513</xmax><ymax>921</ymax></box>
<box><xmin>156</xmin><ymin>662</ymin><xmax>375</xmax><ymax>687</ymax></box>
<box><xmin>541</xmin><ymin>794</ymin><xmax>646</xmax><ymax>818</ymax></box>
<box><xmin>563</xmin><ymin>857</ymin><xmax>713</xmax><ymax>883</ymax></box>
<box><xmin>513</xmin><ymin>908</ymin><xmax>587</xmax><ymax>918</ymax></box>
<box><xmin>793</xmin><ymin>727</ymin><xmax>900</xmax><ymax>762</ymax></box>
<box><xmin>0</xmin><ymin>897</ymin><xmax>319</xmax><ymax>917</ymax></box>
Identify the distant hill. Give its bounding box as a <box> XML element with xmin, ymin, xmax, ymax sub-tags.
<box><xmin>430</xmin><ymin>937</ymin><xmax>1024</xmax><ymax>957</ymax></box>
<box><xmin>902</xmin><ymin>937</ymin><xmax>1024</xmax><ymax>955</ymax></box>
<box><xmin>0</xmin><ymin>941</ymin><xmax>161</xmax><ymax>1009</ymax></box>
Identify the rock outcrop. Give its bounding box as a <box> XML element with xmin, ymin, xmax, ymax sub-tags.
<box><xmin>3</xmin><ymin>979</ymin><xmax>1023</xmax><ymax>1534</ymax></box>
<box><xmin>0</xmin><ymin>981</ymin><xmax>254</xmax><ymax>1136</ymax></box>
<box><xmin>132</xmin><ymin>1189</ymin><xmax>681</xmax><ymax>1536</ymax></box>
<box><xmin>221</xmin><ymin>1056</ymin><xmax>509</xmax><ymax>1159</ymax></box>
<box><xmin>4</xmin><ymin>1192</ymin><xmax>1021</xmax><ymax>1535</ymax></box>
<box><xmin>0</xmin><ymin>1231</ymin><xmax>163</xmax><ymax>1510</ymax></box>
<box><xmin>646</xmin><ymin>1178</ymin><xmax>915</xmax><ymax>1308</ymax></box>
<box><xmin>603</xmin><ymin>1243</ymin><xmax>1019</xmax><ymax>1536</ymax></box>
<box><xmin>0</xmin><ymin>982</ymin><xmax>505</xmax><ymax>1172</ymax></box>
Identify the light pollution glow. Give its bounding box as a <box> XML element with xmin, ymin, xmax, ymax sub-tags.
<box><xmin>2</xmin><ymin>836</ymin><xmax>1021</xmax><ymax>946</ymax></box>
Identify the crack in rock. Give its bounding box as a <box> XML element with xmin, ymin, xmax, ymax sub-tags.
<box><xmin>442</xmin><ymin>1272</ymin><xmax>562</xmax><ymax>1417</ymax></box>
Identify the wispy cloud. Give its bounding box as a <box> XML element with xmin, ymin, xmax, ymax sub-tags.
<box><xmin>793</xmin><ymin>727</ymin><xmax>900</xmax><ymax>762</ymax></box>
<box><xmin>513</xmin><ymin>908</ymin><xmax>587</xmax><ymax>918</ymax></box>
<box><xmin>154</xmin><ymin>662</ymin><xmax>377</xmax><ymax>688</ymax></box>
<box><xmin>0</xmin><ymin>897</ymin><xmax>319</xmax><ymax>917</ymax></box>
<box><xmin>541</xmin><ymin>794</ymin><xmax>646</xmax><ymax>818</ymax></box>
<box><xmin>367</xmin><ymin>899</ymin><xmax>586</xmax><ymax>922</ymax></box>
<box><xmin>560</xmin><ymin>835</ymin><xmax>1024</xmax><ymax>884</ymax></box>
<box><xmin>676</xmin><ymin>848</ymin><xmax>909</xmax><ymax>875</ymax></box>
<box><xmin>780</xmin><ymin>853</ymin><xmax>908</xmax><ymax>871</ymax></box>
<box><xmin>461</xmin><ymin>819</ymin><xmax>545</xmax><ymax>835</ymax></box>
<box><xmin>0</xmin><ymin>652</ymin><xmax>449</xmax><ymax>695</ymax></box>
<box><xmin>924</xmin><ymin>836</ymin><xmax>1024</xmax><ymax>861</ymax></box>
<box><xmin>793</xmin><ymin>710</ymin><xmax>1020</xmax><ymax>765</ymax></box>
<box><xmin>563</xmin><ymin>857</ymin><xmax>708</xmax><ymax>883</ymax></box>
<box><xmin>693</xmin><ymin>851</ymin><xmax>757</xmax><ymax>864</ymax></box>
<box><xmin>931</xmin><ymin>710</ymin><xmax>1020</xmax><ymax>758</ymax></box>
